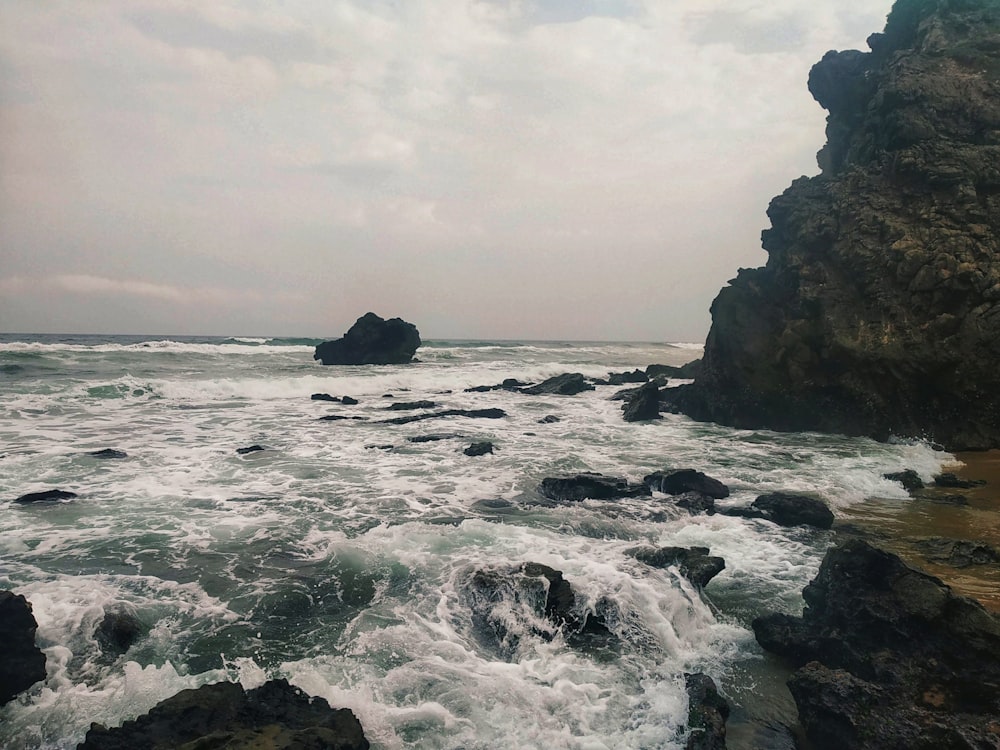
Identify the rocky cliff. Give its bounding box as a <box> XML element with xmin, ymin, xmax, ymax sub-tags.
<box><xmin>672</xmin><ymin>0</ymin><xmax>1000</xmax><ymax>450</ymax></box>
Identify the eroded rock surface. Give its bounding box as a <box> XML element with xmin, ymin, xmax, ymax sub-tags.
<box><xmin>0</xmin><ymin>591</ymin><xmax>46</xmax><ymax>706</ymax></box>
<box><xmin>314</xmin><ymin>312</ymin><xmax>420</xmax><ymax>365</ymax></box>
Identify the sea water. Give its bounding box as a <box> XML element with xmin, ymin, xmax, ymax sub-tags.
<box><xmin>0</xmin><ymin>334</ymin><xmax>948</xmax><ymax>749</ymax></box>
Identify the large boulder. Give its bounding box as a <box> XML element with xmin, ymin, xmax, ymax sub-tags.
<box><xmin>622</xmin><ymin>381</ymin><xmax>662</xmax><ymax>422</ymax></box>
<box><xmin>314</xmin><ymin>312</ymin><xmax>420</xmax><ymax>365</ymax></box>
<box><xmin>538</xmin><ymin>473</ymin><xmax>651</xmax><ymax>503</ymax></box>
<box><xmin>669</xmin><ymin>0</ymin><xmax>1000</xmax><ymax>450</ymax></box>
<box><xmin>751</xmin><ymin>492</ymin><xmax>834</xmax><ymax>529</ymax></box>
<box><xmin>627</xmin><ymin>546</ymin><xmax>726</xmax><ymax>588</ymax></box>
<box><xmin>752</xmin><ymin>539</ymin><xmax>1000</xmax><ymax>749</ymax></box>
<box><xmin>520</xmin><ymin>373</ymin><xmax>595</xmax><ymax>396</ymax></box>
<box><xmin>643</xmin><ymin>469</ymin><xmax>730</xmax><ymax>499</ymax></box>
<box><xmin>0</xmin><ymin>591</ymin><xmax>46</xmax><ymax>706</ymax></box>
<box><xmin>77</xmin><ymin>678</ymin><xmax>369</xmax><ymax>749</ymax></box>
<box><xmin>684</xmin><ymin>672</ymin><xmax>730</xmax><ymax>750</ymax></box>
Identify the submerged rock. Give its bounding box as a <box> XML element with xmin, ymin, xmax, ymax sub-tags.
<box><xmin>913</xmin><ymin>537</ymin><xmax>1000</xmax><ymax>568</ymax></box>
<box><xmin>883</xmin><ymin>469</ymin><xmax>924</xmax><ymax>491</ymax></box>
<box><xmin>386</xmin><ymin>400</ymin><xmax>436</xmax><ymax>410</ymax></box>
<box><xmin>314</xmin><ymin>312</ymin><xmax>420</xmax><ymax>366</ymax></box>
<box><xmin>684</xmin><ymin>672</ymin><xmax>730</xmax><ymax>750</ymax></box>
<box><xmin>643</xmin><ymin>469</ymin><xmax>730</xmax><ymax>499</ymax></box>
<box><xmin>13</xmin><ymin>489</ymin><xmax>77</xmax><ymax>504</ymax></box>
<box><xmin>463</xmin><ymin>441</ymin><xmax>494</xmax><ymax>456</ymax></box>
<box><xmin>235</xmin><ymin>445</ymin><xmax>266</xmax><ymax>455</ymax></box>
<box><xmin>380</xmin><ymin>408</ymin><xmax>506</xmax><ymax>425</ymax></box>
<box><xmin>627</xmin><ymin>546</ymin><xmax>726</xmax><ymax>588</ymax></box>
<box><xmin>0</xmin><ymin>591</ymin><xmax>46</xmax><ymax>706</ymax></box>
<box><xmin>88</xmin><ymin>449</ymin><xmax>127</xmax><ymax>459</ymax></box>
<box><xmin>94</xmin><ymin>609</ymin><xmax>146</xmax><ymax>657</ymax></box>
<box><xmin>76</xmin><ymin>678</ymin><xmax>369</xmax><ymax>749</ymax></box>
<box><xmin>669</xmin><ymin>0</ymin><xmax>1000</xmax><ymax>451</ymax></box>
<box><xmin>933</xmin><ymin>472</ymin><xmax>986</xmax><ymax>489</ymax></box>
<box><xmin>752</xmin><ymin>539</ymin><xmax>1000</xmax><ymax>749</ymax></box>
<box><xmin>520</xmin><ymin>373</ymin><xmax>595</xmax><ymax>396</ymax></box>
<box><xmin>538</xmin><ymin>473</ymin><xmax>651</xmax><ymax>503</ymax></box>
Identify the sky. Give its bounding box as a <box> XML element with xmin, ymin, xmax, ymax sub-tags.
<box><xmin>0</xmin><ymin>0</ymin><xmax>895</xmax><ymax>341</ymax></box>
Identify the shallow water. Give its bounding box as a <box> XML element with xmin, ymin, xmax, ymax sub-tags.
<box><xmin>0</xmin><ymin>334</ymin><xmax>955</xmax><ymax>749</ymax></box>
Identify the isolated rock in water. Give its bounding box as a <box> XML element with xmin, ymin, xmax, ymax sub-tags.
<box><xmin>538</xmin><ymin>473</ymin><xmax>651</xmax><ymax>503</ymax></box>
<box><xmin>314</xmin><ymin>312</ymin><xmax>420</xmax><ymax>366</ymax></box>
<box><xmin>538</xmin><ymin>415</ymin><xmax>561</xmax><ymax>424</ymax></box>
<box><xmin>463</xmin><ymin>441</ymin><xmax>494</xmax><ymax>456</ymax></box>
<box><xmin>94</xmin><ymin>609</ymin><xmax>146</xmax><ymax>657</ymax></box>
<box><xmin>669</xmin><ymin>0</ymin><xmax>1000</xmax><ymax>451</ymax></box>
<box><xmin>627</xmin><ymin>546</ymin><xmax>726</xmax><ymax>588</ymax></box>
<box><xmin>883</xmin><ymin>469</ymin><xmax>923</xmax><ymax>491</ymax></box>
<box><xmin>521</xmin><ymin>373</ymin><xmax>595</xmax><ymax>396</ymax></box>
<box><xmin>76</xmin><ymin>678</ymin><xmax>369</xmax><ymax>750</ymax></box>
<box><xmin>311</xmin><ymin>393</ymin><xmax>340</xmax><ymax>402</ymax></box>
<box><xmin>13</xmin><ymin>489</ymin><xmax>77</xmax><ymax>504</ymax></box>
<box><xmin>752</xmin><ymin>539</ymin><xmax>1000</xmax><ymax>750</ymax></box>
<box><xmin>380</xmin><ymin>408</ymin><xmax>506</xmax><ymax>425</ymax></box>
<box><xmin>913</xmin><ymin>537</ymin><xmax>1000</xmax><ymax>568</ymax></box>
<box><xmin>643</xmin><ymin>469</ymin><xmax>730</xmax><ymax>499</ymax></box>
<box><xmin>751</xmin><ymin>492</ymin><xmax>834</xmax><ymax>530</ymax></box>
<box><xmin>684</xmin><ymin>672</ymin><xmax>730</xmax><ymax>750</ymax></box>
<box><xmin>387</xmin><ymin>400</ymin><xmax>436</xmax><ymax>410</ymax></box>
<box><xmin>88</xmin><ymin>449</ymin><xmax>127</xmax><ymax>459</ymax></box>
<box><xmin>407</xmin><ymin>433</ymin><xmax>463</xmax><ymax>443</ymax></box>
<box><xmin>622</xmin><ymin>381</ymin><xmax>662</xmax><ymax>422</ymax></box>
<box><xmin>340</xmin><ymin>395</ymin><xmax>359</xmax><ymax>405</ymax></box>
<box><xmin>236</xmin><ymin>445</ymin><xmax>266</xmax><ymax>455</ymax></box>
<box><xmin>933</xmin><ymin>472</ymin><xmax>986</xmax><ymax>489</ymax></box>
<box><xmin>0</xmin><ymin>591</ymin><xmax>46</xmax><ymax>706</ymax></box>
<box><xmin>608</xmin><ymin>369</ymin><xmax>648</xmax><ymax>385</ymax></box>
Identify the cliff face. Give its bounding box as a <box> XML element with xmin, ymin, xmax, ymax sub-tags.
<box><xmin>674</xmin><ymin>0</ymin><xmax>1000</xmax><ymax>450</ymax></box>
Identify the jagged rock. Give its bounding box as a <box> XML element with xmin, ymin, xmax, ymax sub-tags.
<box><xmin>0</xmin><ymin>591</ymin><xmax>46</xmax><ymax>706</ymax></box>
<box><xmin>94</xmin><ymin>609</ymin><xmax>146</xmax><ymax>657</ymax></box>
<box><xmin>318</xmin><ymin>415</ymin><xmax>367</xmax><ymax>422</ymax></box>
<box><xmin>520</xmin><ymin>373</ymin><xmax>595</xmax><ymax>396</ymax></box>
<box><xmin>380</xmin><ymin>408</ymin><xmax>506</xmax><ymax>425</ymax></box>
<box><xmin>622</xmin><ymin>381</ymin><xmax>662</xmax><ymax>422</ymax></box>
<box><xmin>933</xmin><ymin>472</ymin><xmax>986</xmax><ymax>489</ymax></box>
<box><xmin>538</xmin><ymin>415</ymin><xmax>561</xmax><ymax>424</ymax></box>
<box><xmin>608</xmin><ymin>369</ymin><xmax>648</xmax><ymax>385</ymax></box>
<box><xmin>672</xmin><ymin>491</ymin><xmax>717</xmax><ymax>515</ymax></box>
<box><xmin>88</xmin><ymin>449</ymin><xmax>127</xmax><ymax>459</ymax></box>
<box><xmin>913</xmin><ymin>537</ymin><xmax>1000</xmax><ymax>567</ymax></box>
<box><xmin>646</xmin><ymin>360</ymin><xmax>703</xmax><ymax>380</ymax></box>
<box><xmin>76</xmin><ymin>678</ymin><xmax>369</xmax><ymax>750</ymax></box>
<box><xmin>883</xmin><ymin>469</ymin><xmax>924</xmax><ymax>491</ymax></box>
<box><xmin>643</xmin><ymin>469</ymin><xmax>730</xmax><ymax>499</ymax></box>
<box><xmin>684</xmin><ymin>672</ymin><xmax>730</xmax><ymax>750</ymax></box>
<box><xmin>13</xmin><ymin>489</ymin><xmax>77</xmax><ymax>504</ymax></box>
<box><xmin>310</xmin><ymin>393</ymin><xmax>340</xmax><ymax>402</ymax></box>
<box><xmin>463</xmin><ymin>441</ymin><xmax>494</xmax><ymax>456</ymax></box>
<box><xmin>386</xmin><ymin>400</ymin><xmax>435</xmax><ymax>410</ymax></box>
<box><xmin>407</xmin><ymin>433</ymin><xmax>463</xmax><ymax>443</ymax></box>
<box><xmin>627</xmin><ymin>546</ymin><xmax>726</xmax><ymax>588</ymax></box>
<box><xmin>236</xmin><ymin>445</ymin><xmax>266</xmax><ymax>455</ymax></box>
<box><xmin>752</xmin><ymin>539</ymin><xmax>1000</xmax><ymax>750</ymax></box>
<box><xmin>751</xmin><ymin>492</ymin><xmax>834</xmax><ymax>530</ymax></box>
<box><xmin>340</xmin><ymin>396</ymin><xmax>359</xmax><ymax>405</ymax></box>
<box><xmin>538</xmin><ymin>473</ymin><xmax>651</xmax><ymax>503</ymax></box>
<box><xmin>314</xmin><ymin>312</ymin><xmax>420</xmax><ymax>366</ymax></box>
<box><xmin>669</xmin><ymin>0</ymin><xmax>1000</xmax><ymax>451</ymax></box>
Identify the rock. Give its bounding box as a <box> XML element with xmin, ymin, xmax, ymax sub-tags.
<box><xmin>622</xmin><ymin>381</ymin><xmax>662</xmax><ymax>422</ymax></box>
<box><xmin>646</xmin><ymin>360</ymin><xmax>703</xmax><ymax>380</ymax></box>
<box><xmin>883</xmin><ymin>469</ymin><xmax>924</xmax><ymax>491</ymax></box>
<box><xmin>913</xmin><ymin>537</ymin><xmax>1000</xmax><ymax>568</ymax></box>
<box><xmin>380</xmin><ymin>408</ymin><xmax>506</xmax><ymax>425</ymax></box>
<box><xmin>88</xmin><ymin>449</ymin><xmax>127</xmax><ymax>459</ymax></box>
<box><xmin>643</xmin><ymin>469</ymin><xmax>730</xmax><ymax>499</ymax></box>
<box><xmin>314</xmin><ymin>312</ymin><xmax>420</xmax><ymax>366</ymax></box>
<box><xmin>236</xmin><ymin>445</ymin><xmax>266</xmax><ymax>455</ymax></box>
<box><xmin>538</xmin><ymin>473</ymin><xmax>651</xmax><ymax>503</ymax></box>
<box><xmin>319</xmin><ymin>415</ymin><xmax>367</xmax><ymax>421</ymax></box>
<box><xmin>463</xmin><ymin>442</ymin><xmax>494</xmax><ymax>456</ymax></box>
<box><xmin>608</xmin><ymin>369</ymin><xmax>648</xmax><ymax>385</ymax></box>
<box><xmin>671</xmin><ymin>491</ymin><xmax>717</xmax><ymax>515</ymax></box>
<box><xmin>76</xmin><ymin>678</ymin><xmax>369</xmax><ymax>750</ymax></box>
<box><xmin>668</xmin><ymin>1</ymin><xmax>1000</xmax><ymax>451</ymax></box>
<box><xmin>94</xmin><ymin>609</ymin><xmax>145</xmax><ymax>657</ymax></box>
<box><xmin>340</xmin><ymin>396</ymin><xmax>359</xmax><ymax>405</ymax></box>
<box><xmin>752</xmin><ymin>539</ymin><xmax>1000</xmax><ymax>750</ymax></box>
<box><xmin>933</xmin><ymin>472</ymin><xmax>986</xmax><ymax>489</ymax></box>
<box><xmin>0</xmin><ymin>591</ymin><xmax>46</xmax><ymax>706</ymax></box>
<box><xmin>13</xmin><ymin>489</ymin><xmax>77</xmax><ymax>504</ymax></box>
<box><xmin>407</xmin><ymin>433</ymin><xmax>463</xmax><ymax>443</ymax></box>
<box><xmin>386</xmin><ymin>400</ymin><xmax>435</xmax><ymax>410</ymax></box>
<box><xmin>365</xmin><ymin>444</ymin><xmax>394</xmax><ymax>450</ymax></box>
<box><xmin>627</xmin><ymin>546</ymin><xmax>726</xmax><ymax>588</ymax></box>
<box><xmin>538</xmin><ymin>415</ymin><xmax>561</xmax><ymax>424</ymax></box>
<box><xmin>310</xmin><ymin>393</ymin><xmax>340</xmax><ymax>402</ymax></box>
<box><xmin>751</xmin><ymin>492</ymin><xmax>834</xmax><ymax>529</ymax></box>
<box><xmin>924</xmin><ymin>492</ymin><xmax>969</xmax><ymax>505</ymax></box>
<box><xmin>684</xmin><ymin>672</ymin><xmax>730</xmax><ymax>750</ymax></box>
<box><xmin>520</xmin><ymin>373</ymin><xmax>595</xmax><ymax>396</ymax></box>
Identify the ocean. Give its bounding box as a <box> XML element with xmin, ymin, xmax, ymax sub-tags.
<box><xmin>0</xmin><ymin>334</ymin><xmax>948</xmax><ymax>749</ymax></box>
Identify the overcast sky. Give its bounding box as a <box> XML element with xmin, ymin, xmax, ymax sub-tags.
<box><xmin>0</xmin><ymin>0</ymin><xmax>893</xmax><ymax>341</ymax></box>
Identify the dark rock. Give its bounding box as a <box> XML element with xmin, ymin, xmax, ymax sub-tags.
<box><xmin>668</xmin><ymin>1</ymin><xmax>1000</xmax><ymax>451</ymax></box>
<box><xmin>319</xmin><ymin>415</ymin><xmax>367</xmax><ymax>421</ymax></box>
<box><xmin>933</xmin><ymin>472</ymin><xmax>986</xmax><ymax>489</ymax></box>
<box><xmin>94</xmin><ymin>609</ymin><xmax>146</xmax><ymax>657</ymax></box>
<box><xmin>386</xmin><ymin>400</ymin><xmax>435</xmax><ymax>410</ymax></box>
<box><xmin>0</xmin><ymin>591</ymin><xmax>46</xmax><ymax>706</ymax></box>
<box><xmin>622</xmin><ymin>381</ymin><xmax>662</xmax><ymax>422</ymax></box>
<box><xmin>538</xmin><ymin>473</ymin><xmax>651</xmax><ymax>503</ymax></box>
<box><xmin>627</xmin><ymin>546</ymin><xmax>726</xmax><ymax>588</ymax></box>
<box><xmin>913</xmin><ymin>537</ymin><xmax>1000</xmax><ymax>568</ymax></box>
<box><xmin>610</xmin><ymin>385</ymin><xmax>643</xmax><ymax>402</ymax></box>
<box><xmin>646</xmin><ymin>360</ymin><xmax>703</xmax><ymax>380</ymax></box>
<box><xmin>883</xmin><ymin>469</ymin><xmax>924</xmax><ymax>491</ymax></box>
<box><xmin>752</xmin><ymin>539</ymin><xmax>1000</xmax><ymax>750</ymax></box>
<box><xmin>236</xmin><ymin>445</ymin><xmax>266</xmax><ymax>455</ymax></box>
<box><xmin>13</xmin><ymin>489</ymin><xmax>77</xmax><ymax>504</ymax></box>
<box><xmin>365</xmin><ymin>444</ymin><xmax>394</xmax><ymax>450</ymax></box>
<box><xmin>684</xmin><ymin>672</ymin><xmax>730</xmax><ymax>750</ymax></box>
<box><xmin>502</xmin><ymin>378</ymin><xmax>529</xmax><ymax>389</ymax></box>
<box><xmin>672</xmin><ymin>491</ymin><xmax>717</xmax><ymax>515</ymax></box>
<box><xmin>407</xmin><ymin>433</ymin><xmax>463</xmax><ymax>443</ymax></box>
<box><xmin>608</xmin><ymin>369</ymin><xmax>648</xmax><ymax>385</ymax></box>
<box><xmin>924</xmin><ymin>492</ymin><xmax>969</xmax><ymax>505</ymax></box>
<box><xmin>340</xmin><ymin>396</ymin><xmax>359</xmax><ymax>406</ymax></box>
<box><xmin>463</xmin><ymin>442</ymin><xmax>494</xmax><ymax>456</ymax></box>
<box><xmin>751</xmin><ymin>492</ymin><xmax>835</xmax><ymax>530</ymax></box>
<box><xmin>88</xmin><ymin>449</ymin><xmax>127</xmax><ymax>459</ymax></box>
<box><xmin>76</xmin><ymin>678</ymin><xmax>369</xmax><ymax>750</ymax></box>
<box><xmin>310</xmin><ymin>393</ymin><xmax>340</xmax><ymax>402</ymax></box>
<box><xmin>380</xmin><ymin>408</ymin><xmax>506</xmax><ymax>425</ymax></box>
<box><xmin>314</xmin><ymin>312</ymin><xmax>420</xmax><ymax>366</ymax></box>
<box><xmin>538</xmin><ymin>415</ymin><xmax>561</xmax><ymax>424</ymax></box>
<box><xmin>520</xmin><ymin>373</ymin><xmax>595</xmax><ymax>396</ymax></box>
<box><xmin>643</xmin><ymin>469</ymin><xmax>730</xmax><ymax>499</ymax></box>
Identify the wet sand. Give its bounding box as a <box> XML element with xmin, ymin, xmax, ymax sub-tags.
<box><xmin>840</xmin><ymin>450</ymin><xmax>1000</xmax><ymax>611</ymax></box>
